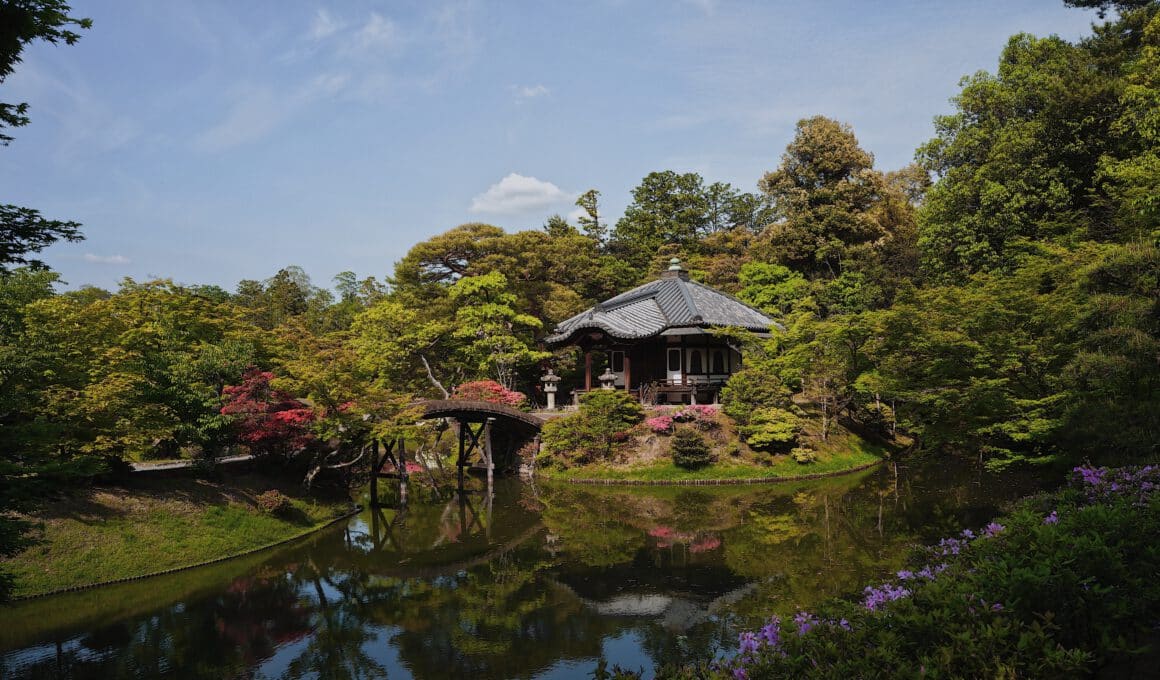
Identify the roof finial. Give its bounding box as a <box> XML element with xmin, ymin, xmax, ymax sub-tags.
<box><xmin>668</xmin><ymin>257</ymin><xmax>683</xmax><ymax>271</ymax></box>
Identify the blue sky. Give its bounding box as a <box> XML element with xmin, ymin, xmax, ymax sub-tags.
<box><xmin>3</xmin><ymin>0</ymin><xmax>1099</xmax><ymax>291</ymax></box>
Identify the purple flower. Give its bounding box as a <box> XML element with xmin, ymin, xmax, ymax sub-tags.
<box><xmin>1044</xmin><ymin>510</ymin><xmax>1059</xmax><ymax>525</ymax></box>
<box><xmin>982</xmin><ymin>522</ymin><xmax>1005</xmax><ymax>538</ymax></box>
<box><xmin>960</xmin><ymin>528</ymin><xmax>975</xmax><ymax>539</ymax></box>
<box><xmin>864</xmin><ymin>583</ymin><xmax>911</xmax><ymax>611</ymax></box>
<box><xmin>794</xmin><ymin>611</ymin><xmax>818</xmax><ymax>636</ymax></box>
<box><xmin>897</xmin><ymin>569</ymin><xmax>914</xmax><ymax>580</ymax></box>
<box><xmin>838</xmin><ymin>618</ymin><xmax>852</xmax><ymax>631</ymax></box>
<box><xmin>738</xmin><ymin>631</ymin><xmax>759</xmax><ymax>656</ymax></box>
<box><xmin>760</xmin><ymin>617</ymin><xmax>781</xmax><ymax>647</ymax></box>
<box><xmin>991</xmin><ymin>602</ymin><xmax>1004</xmax><ymax>612</ymax></box>
<box><xmin>733</xmin><ymin>668</ymin><xmax>749</xmax><ymax>680</ymax></box>
<box><xmin>1075</xmin><ymin>465</ymin><xmax>1106</xmax><ymax>487</ymax></box>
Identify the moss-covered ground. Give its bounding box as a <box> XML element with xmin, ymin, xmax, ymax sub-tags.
<box><xmin>1</xmin><ymin>472</ymin><xmax>352</xmax><ymax>598</ymax></box>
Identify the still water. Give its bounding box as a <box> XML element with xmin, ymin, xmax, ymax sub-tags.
<box><xmin>0</xmin><ymin>460</ymin><xmax>1042</xmax><ymax>679</ymax></box>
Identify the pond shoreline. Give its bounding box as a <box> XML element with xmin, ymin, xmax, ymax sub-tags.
<box><xmin>557</xmin><ymin>459</ymin><xmax>887</xmax><ymax>486</ymax></box>
<box><xmin>7</xmin><ymin>505</ymin><xmax>361</xmax><ymax>603</ymax></box>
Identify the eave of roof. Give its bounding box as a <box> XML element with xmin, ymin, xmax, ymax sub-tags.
<box><xmin>543</xmin><ymin>273</ymin><xmax>778</xmax><ymax>347</ymax></box>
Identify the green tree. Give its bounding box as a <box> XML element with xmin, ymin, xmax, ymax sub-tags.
<box><xmin>448</xmin><ymin>271</ymin><xmax>548</xmax><ymax>390</ymax></box>
<box><xmin>915</xmin><ymin>7</ymin><xmax>1160</xmax><ymax>280</ymax></box>
<box><xmin>757</xmin><ymin>116</ymin><xmax>888</xmax><ymax>279</ymax></box>
<box><xmin>610</xmin><ymin>171</ymin><xmax>710</xmax><ymax>272</ymax></box>
<box><xmin>575</xmin><ymin>189</ymin><xmax>606</xmax><ymax>244</ymax></box>
<box><xmin>0</xmin><ymin>1</ymin><xmax>90</xmax><ymax>274</ymax></box>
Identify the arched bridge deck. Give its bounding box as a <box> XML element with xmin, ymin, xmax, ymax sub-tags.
<box><xmin>419</xmin><ymin>400</ymin><xmax>545</xmax><ymax>431</ymax></box>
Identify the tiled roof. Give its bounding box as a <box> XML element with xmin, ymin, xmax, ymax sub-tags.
<box><xmin>543</xmin><ymin>273</ymin><xmax>777</xmax><ymax>346</ymax></box>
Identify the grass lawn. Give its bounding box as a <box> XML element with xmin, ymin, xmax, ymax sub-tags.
<box><xmin>551</xmin><ymin>430</ymin><xmax>887</xmax><ymax>482</ymax></box>
<box><xmin>1</xmin><ymin>473</ymin><xmax>352</xmax><ymax>598</ymax></box>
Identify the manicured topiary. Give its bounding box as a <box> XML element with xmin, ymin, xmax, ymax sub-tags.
<box><xmin>671</xmin><ymin>428</ymin><xmax>713</xmax><ymax>469</ymax></box>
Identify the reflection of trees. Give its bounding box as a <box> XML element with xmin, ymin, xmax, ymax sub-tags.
<box><xmin>281</xmin><ymin>560</ymin><xmax>387</xmax><ymax>680</ymax></box>
<box><xmin>4</xmin><ymin>568</ymin><xmax>312</xmax><ymax>679</ymax></box>
<box><xmin>355</xmin><ymin>549</ymin><xmax>622</xmax><ymax>678</ymax></box>
<box><xmin>3</xmin><ymin>462</ymin><xmax>1046</xmax><ymax>679</ymax></box>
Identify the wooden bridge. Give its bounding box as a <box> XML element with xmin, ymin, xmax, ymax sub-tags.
<box><xmin>369</xmin><ymin>400</ymin><xmax>545</xmax><ymax>506</ymax></box>
<box><xmin>420</xmin><ymin>400</ymin><xmax>545</xmax><ymax>432</ymax></box>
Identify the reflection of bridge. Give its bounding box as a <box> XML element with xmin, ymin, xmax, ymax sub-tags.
<box><xmin>370</xmin><ymin>400</ymin><xmax>545</xmax><ymax>507</ymax></box>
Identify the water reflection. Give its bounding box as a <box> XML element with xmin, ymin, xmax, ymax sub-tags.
<box><xmin>1</xmin><ymin>460</ymin><xmax>1043</xmax><ymax>679</ymax></box>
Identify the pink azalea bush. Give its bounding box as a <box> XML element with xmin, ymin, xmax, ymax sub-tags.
<box><xmin>645</xmin><ymin>415</ymin><xmax>675</xmax><ymax>434</ymax></box>
<box><xmin>452</xmin><ymin>380</ymin><xmax>527</xmax><ymax>408</ymax></box>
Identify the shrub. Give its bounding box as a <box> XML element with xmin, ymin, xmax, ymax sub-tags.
<box><xmin>255</xmin><ymin>489</ymin><xmax>294</xmax><ymax>516</ymax></box>
<box><xmin>739</xmin><ymin>407</ymin><xmax>800</xmax><ymax>452</ymax></box>
<box><xmin>645</xmin><ymin>415</ymin><xmax>675</xmax><ymax>434</ymax></box>
<box><xmin>539</xmin><ymin>415</ymin><xmax>590</xmax><ymax>468</ymax></box>
<box><xmin>790</xmin><ymin>447</ymin><xmax>817</xmax><ymax>464</ymax></box>
<box><xmin>720</xmin><ymin>368</ymin><xmax>792</xmax><ymax>427</ymax></box>
<box><xmin>709</xmin><ymin>464</ymin><xmax>1160</xmax><ymax>680</ymax></box>
<box><xmin>452</xmin><ymin>380</ymin><xmax>527</xmax><ymax>409</ymax></box>
<box><xmin>673</xmin><ymin>404</ymin><xmax>719</xmax><ymax>431</ymax></box>
<box><xmin>540</xmin><ymin>391</ymin><xmax>644</xmax><ymax>467</ymax></box>
<box><xmin>580</xmin><ymin>390</ymin><xmax>645</xmax><ymax>429</ymax></box>
<box><xmin>671</xmin><ymin>428</ymin><xmax>713</xmax><ymax>469</ymax></box>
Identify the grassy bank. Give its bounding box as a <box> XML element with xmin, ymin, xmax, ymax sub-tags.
<box><xmin>549</xmin><ymin>425</ymin><xmax>887</xmax><ymax>483</ymax></box>
<box><xmin>1</xmin><ymin>473</ymin><xmax>352</xmax><ymax>598</ymax></box>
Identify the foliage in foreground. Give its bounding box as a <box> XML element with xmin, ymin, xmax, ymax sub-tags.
<box><xmin>607</xmin><ymin>464</ymin><xmax>1160</xmax><ymax>679</ymax></box>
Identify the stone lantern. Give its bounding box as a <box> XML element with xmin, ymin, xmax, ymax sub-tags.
<box><xmin>540</xmin><ymin>368</ymin><xmax>561</xmax><ymax>410</ymax></box>
<box><xmin>598</xmin><ymin>367</ymin><xmax>617</xmax><ymax>390</ymax></box>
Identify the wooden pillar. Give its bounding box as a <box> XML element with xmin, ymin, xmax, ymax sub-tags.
<box><xmin>623</xmin><ymin>350</ymin><xmax>632</xmax><ymax>394</ymax></box>
<box><xmin>483</xmin><ymin>418</ymin><xmax>495</xmax><ymax>496</ymax></box>
<box><xmin>397</xmin><ymin>436</ymin><xmax>408</xmax><ymax>506</ymax></box>
<box><xmin>369</xmin><ymin>439</ymin><xmax>380</xmax><ymax>507</ymax></box>
<box><xmin>456</xmin><ymin>419</ymin><xmax>466</xmax><ymax>491</ymax></box>
<box><xmin>584</xmin><ymin>350</ymin><xmax>593</xmax><ymax>391</ymax></box>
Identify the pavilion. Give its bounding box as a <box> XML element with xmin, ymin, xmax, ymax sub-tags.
<box><xmin>542</xmin><ymin>258</ymin><xmax>777</xmax><ymax>405</ymax></box>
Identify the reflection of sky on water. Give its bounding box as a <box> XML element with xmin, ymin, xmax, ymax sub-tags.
<box><xmin>1</xmin><ymin>461</ymin><xmax>1044</xmax><ymax>679</ymax></box>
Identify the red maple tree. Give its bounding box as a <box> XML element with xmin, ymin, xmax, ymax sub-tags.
<box><xmin>221</xmin><ymin>369</ymin><xmax>314</xmax><ymax>457</ymax></box>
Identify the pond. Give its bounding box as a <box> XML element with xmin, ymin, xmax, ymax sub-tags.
<box><xmin>0</xmin><ymin>459</ymin><xmax>1043</xmax><ymax>679</ymax></box>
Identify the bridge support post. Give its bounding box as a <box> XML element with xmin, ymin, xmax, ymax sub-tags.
<box><xmin>457</xmin><ymin>419</ymin><xmax>466</xmax><ymax>492</ymax></box>
<box><xmin>483</xmin><ymin>417</ymin><xmax>496</xmax><ymax>493</ymax></box>
<box><xmin>371</xmin><ymin>437</ymin><xmax>409</xmax><ymax>508</ymax></box>
<box><xmin>397</xmin><ymin>436</ymin><xmax>408</xmax><ymax>506</ymax></box>
<box><xmin>370</xmin><ymin>439</ymin><xmax>380</xmax><ymax>507</ymax></box>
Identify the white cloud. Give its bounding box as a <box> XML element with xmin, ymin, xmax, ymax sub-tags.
<box><xmin>309</xmin><ymin>9</ymin><xmax>344</xmax><ymax>41</ymax></box>
<box><xmin>83</xmin><ymin>253</ymin><xmax>130</xmax><ymax>265</ymax></box>
<box><xmin>470</xmin><ymin>173</ymin><xmax>572</xmax><ymax>215</ymax></box>
<box><xmin>194</xmin><ymin>88</ymin><xmax>283</xmax><ymax>153</ymax></box>
<box><xmin>194</xmin><ymin>73</ymin><xmax>350</xmax><ymax>152</ymax></box>
<box><xmin>513</xmin><ymin>84</ymin><xmax>549</xmax><ymax>100</ymax></box>
<box><xmin>353</xmin><ymin>13</ymin><xmax>401</xmax><ymax>52</ymax></box>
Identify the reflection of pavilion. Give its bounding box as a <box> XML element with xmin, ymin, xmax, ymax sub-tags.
<box><xmin>549</xmin><ymin>545</ymin><xmax>752</xmax><ymax>633</ymax></box>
